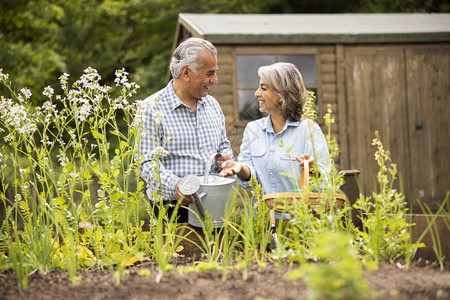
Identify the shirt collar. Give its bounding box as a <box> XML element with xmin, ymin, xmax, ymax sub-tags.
<box><xmin>167</xmin><ymin>80</ymin><xmax>206</xmax><ymax>111</ymax></box>
<box><xmin>263</xmin><ymin>115</ymin><xmax>300</xmax><ymax>133</ymax></box>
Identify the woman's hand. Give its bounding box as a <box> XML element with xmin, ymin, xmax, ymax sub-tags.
<box><xmin>219</xmin><ymin>160</ymin><xmax>242</xmax><ymax>177</ymax></box>
<box><xmin>295</xmin><ymin>154</ymin><xmax>315</xmax><ymax>169</ymax></box>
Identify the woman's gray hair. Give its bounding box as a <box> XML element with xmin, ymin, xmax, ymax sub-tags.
<box><xmin>257</xmin><ymin>62</ymin><xmax>306</xmax><ymax>121</ymax></box>
<box><xmin>169</xmin><ymin>37</ymin><xmax>217</xmax><ymax>79</ymax></box>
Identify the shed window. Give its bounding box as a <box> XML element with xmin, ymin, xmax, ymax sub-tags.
<box><xmin>237</xmin><ymin>55</ymin><xmax>316</xmax><ymax>122</ymax></box>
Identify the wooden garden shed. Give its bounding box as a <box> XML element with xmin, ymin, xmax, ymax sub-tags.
<box><xmin>172</xmin><ymin>13</ymin><xmax>450</xmax><ymax>208</ymax></box>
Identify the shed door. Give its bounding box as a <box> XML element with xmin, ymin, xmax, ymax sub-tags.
<box><xmin>343</xmin><ymin>45</ymin><xmax>450</xmax><ymax>208</ymax></box>
<box><xmin>405</xmin><ymin>46</ymin><xmax>450</xmax><ymax>205</ymax></box>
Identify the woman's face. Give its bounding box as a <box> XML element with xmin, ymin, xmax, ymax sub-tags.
<box><xmin>254</xmin><ymin>79</ymin><xmax>280</xmax><ymax>114</ymax></box>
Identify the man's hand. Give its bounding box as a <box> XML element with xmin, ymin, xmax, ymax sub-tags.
<box><xmin>175</xmin><ymin>182</ymin><xmax>195</xmax><ymax>206</ymax></box>
<box><xmin>215</xmin><ymin>153</ymin><xmax>232</xmax><ymax>170</ymax></box>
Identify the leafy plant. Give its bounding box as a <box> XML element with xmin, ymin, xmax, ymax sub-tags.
<box><xmin>0</xmin><ymin>67</ymin><xmax>149</xmax><ymax>286</ymax></box>
<box><xmin>353</xmin><ymin>131</ymin><xmax>412</xmax><ymax>264</ymax></box>
<box><xmin>286</xmin><ymin>231</ymin><xmax>373</xmax><ymax>300</ymax></box>
<box><xmin>149</xmin><ymin>201</ymin><xmax>186</xmax><ymax>282</ymax></box>
<box><xmin>413</xmin><ymin>194</ymin><xmax>449</xmax><ymax>271</ymax></box>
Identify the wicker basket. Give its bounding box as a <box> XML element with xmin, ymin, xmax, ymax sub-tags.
<box><xmin>263</xmin><ymin>161</ymin><xmax>345</xmax><ymax>213</ymax></box>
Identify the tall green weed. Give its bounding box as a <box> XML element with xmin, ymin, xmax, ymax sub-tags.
<box><xmin>353</xmin><ymin>131</ymin><xmax>412</xmax><ymax>264</ymax></box>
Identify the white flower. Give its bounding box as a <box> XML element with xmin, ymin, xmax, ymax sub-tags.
<box><xmin>0</xmin><ymin>97</ymin><xmax>37</xmax><ymax>135</ymax></box>
<box><xmin>153</xmin><ymin>111</ymin><xmax>163</xmax><ymax>125</ymax></box>
<box><xmin>97</xmin><ymin>189</ymin><xmax>105</xmax><ymax>198</ymax></box>
<box><xmin>20</xmin><ymin>88</ymin><xmax>32</xmax><ymax>101</ymax></box>
<box><xmin>0</xmin><ymin>69</ymin><xmax>9</xmax><ymax>81</ymax></box>
<box><xmin>59</xmin><ymin>73</ymin><xmax>70</xmax><ymax>90</ymax></box>
<box><xmin>40</xmin><ymin>101</ymin><xmax>58</xmax><ymax>122</ymax></box>
<box><xmin>43</xmin><ymin>86</ymin><xmax>54</xmax><ymax>98</ymax></box>
<box><xmin>14</xmin><ymin>194</ymin><xmax>22</xmax><ymax>203</ymax></box>
<box><xmin>77</xmin><ymin>102</ymin><xmax>92</xmax><ymax>122</ymax></box>
<box><xmin>114</xmin><ymin>68</ymin><xmax>129</xmax><ymax>86</ymax></box>
<box><xmin>77</xmin><ymin>67</ymin><xmax>102</xmax><ymax>90</ymax></box>
<box><xmin>57</xmin><ymin>153</ymin><xmax>69</xmax><ymax>167</ymax></box>
<box><xmin>17</xmin><ymin>88</ymin><xmax>32</xmax><ymax>103</ymax></box>
<box><xmin>57</xmin><ymin>138</ymin><xmax>66</xmax><ymax>146</ymax></box>
<box><xmin>40</xmin><ymin>136</ymin><xmax>53</xmax><ymax>145</ymax></box>
<box><xmin>151</xmin><ymin>146</ymin><xmax>169</xmax><ymax>158</ymax></box>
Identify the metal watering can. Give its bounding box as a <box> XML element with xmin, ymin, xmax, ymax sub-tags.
<box><xmin>179</xmin><ymin>174</ymin><xmax>236</xmax><ymax>228</ymax></box>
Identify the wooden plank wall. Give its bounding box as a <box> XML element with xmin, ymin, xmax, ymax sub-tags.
<box><xmin>317</xmin><ymin>46</ymin><xmax>340</xmax><ymax>169</ymax></box>
<box><xmin>214</xmin><ymin>46</ymin><xmax>244</xmax><ymax>157</ymax></box>
<box><xmin>343</xmin><ymin>45</ymin><xmax>411</xmax><ymax>199</ymax></box>
<box><xmin>405</xmin><ymin>44</ymin><xmax>450</xmax><ymax>208</ymax></box>
<box><xmin>342</xmin><ymin>43</ymin><xmax>450</xmax><ymax>208</ymax></box>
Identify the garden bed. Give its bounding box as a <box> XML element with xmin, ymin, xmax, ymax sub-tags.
<box><xmin>1</xmin><ymin>69</ymin><xmax>449</xmax><ymax>300</ymax></box>
<box><xmin>1</xmin><ymin>258</ymin><xmax>449</xmax><ymax>300</ymax></box>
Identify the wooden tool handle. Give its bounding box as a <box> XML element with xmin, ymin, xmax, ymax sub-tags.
<box><xmin>300</xmin><ymin>160</ymin><xmax>309</xmax><ymax>191</ymax></box>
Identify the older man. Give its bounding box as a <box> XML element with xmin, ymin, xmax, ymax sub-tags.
<box><xmin>137</xmin><ymin>37</ymin><xmax>233</xmax><ymax>222</ymax></box>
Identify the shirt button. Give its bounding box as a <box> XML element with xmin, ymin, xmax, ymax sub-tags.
<box><xmin>270</xmin><ymin>172</ymin><xmax>273</xmax><ymax>175</ymax></box>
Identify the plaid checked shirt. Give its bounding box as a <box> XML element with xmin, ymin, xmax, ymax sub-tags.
<box><xmin>136</xmin><ymin>80</ymin><xmax>233</xmax><ymax>201</ymax></box>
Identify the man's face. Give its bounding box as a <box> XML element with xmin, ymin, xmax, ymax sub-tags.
<box><xmin>186</xmin><ymin>51</ymin><xmax>219</xmax><ymax>99</ymax></box>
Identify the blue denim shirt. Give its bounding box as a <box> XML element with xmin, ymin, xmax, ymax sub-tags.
<box><xmin>238</xmin><ymin>116</ymin><xmax>330</xmax><ymax>194</ymax></box>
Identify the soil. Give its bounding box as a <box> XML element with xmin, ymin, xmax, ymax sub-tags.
<box><xmin>1</xmin><ymin>256</ymin><xmax>449</xmax><ymax>300</ymax></box>
<box><xmin>1</xmin><ymin>221</ymin><xmax>449</xmax><ymax>300</ymax></box>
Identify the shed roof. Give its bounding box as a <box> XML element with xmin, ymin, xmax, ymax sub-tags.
<box><xmin>178</xmin><ymin>13</ymin><xmax>450</xmax><ymax>44</ymax></box>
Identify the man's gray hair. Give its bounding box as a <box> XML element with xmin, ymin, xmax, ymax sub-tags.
<box><xmin>169</xmin><ymin>37</ymin><xmax>217</xmax><ymax>79</ymax></box>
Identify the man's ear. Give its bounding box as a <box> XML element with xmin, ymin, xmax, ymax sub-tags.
<box><xmin>181</xmin><ymin>66</ymin><xmax>190</xmax><ymax>80</ymax></box>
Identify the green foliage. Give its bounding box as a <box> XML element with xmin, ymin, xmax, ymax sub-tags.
<box><xmin>0</xmin><ymin>67</ymin><xmax>150</xmax><ymax>283</ymax></box>
<box><xmin>286</xmin><ymin>231</ymin><xmax>373</xmax><ymax>300</ymax></box>
<box><xmin>3</xmin><ymin>0</ymin><xmax>447</xmax><ymax>109</ymax></box>
<box><xmin>414</xmin><ymin>195</ymin><xmax>450</xmax><ymax>271</ymax></box>
<box><xmin>359</xmin><ymin>0</ymin><xmax>450</xmax><ymax>12</ymax></box>
<box><xmin>149</xmin><ymin>201</ymin><xmax>184</xmax><ymax>281</ymax></box>
<box><xmin>0</xmin><ymin>0</ymin><xmax>177</xmax><ymax>105</ymax></box>
<box><xmin>353</xmin><ymin>131</ymin><xmax>412</xmax><ymax>264</ymax></box>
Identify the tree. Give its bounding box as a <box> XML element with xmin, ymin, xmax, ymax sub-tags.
<box><xmin>1</xmin><ymin>0</ymin><xmax>448</xmax><ymax>106</ymax></box>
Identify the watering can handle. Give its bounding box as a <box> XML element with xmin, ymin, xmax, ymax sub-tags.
<box><xmin>300</xmin><ymin>160</ymin><xmax>309</xmax><ymax>191</ymax></box>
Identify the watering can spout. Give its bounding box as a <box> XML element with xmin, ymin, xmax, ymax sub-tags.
<box><xmin>194</xmin><ymin>191</ymin><xmax>207</xmax><ymax>219</ymax></box>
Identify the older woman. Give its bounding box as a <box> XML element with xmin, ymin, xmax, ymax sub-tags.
<box><xmin>220</xmin><ymin>62</ymin><xmax>330</xmax><ymax>216</ymax></box>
